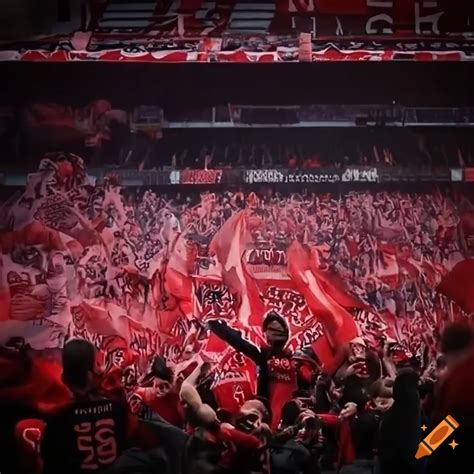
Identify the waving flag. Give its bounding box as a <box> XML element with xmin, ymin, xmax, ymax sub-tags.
<box><xmin>309</xmin><ymin>247</ymin><xmax>366</xmax><ymax>310</ymax></box>
<box><xmin>287</xmin><ymin>242</ymin><xmax>359</xmax><ymax>370</ymax></box>
<box><xmin>437</xmin><ymin>259</ymin><xmax>474</xmax><ymax>314</ymax></box>
<box><xmin>209</xmin><ymin>211</ymin><xmax>253</xmax><ymax>324</ymax></box>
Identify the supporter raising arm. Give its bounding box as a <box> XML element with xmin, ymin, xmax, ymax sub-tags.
<box><xmin>208</xmin><ymin>312</ymin><xmax>297</xmax><ymax>429</ymax></box>
<box><xmin>180</xmin><ymin>362</ymin><xmax>264</xmax><ymax>474</ymax></box>
<box><xmin>180</xmin><ymin>361</ymin><xmax>218</xmax><ymax>428</ymax></box>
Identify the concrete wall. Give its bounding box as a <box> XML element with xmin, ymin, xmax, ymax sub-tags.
<box><xmin>0</xmin><ymin>0</ymin><xmax>82</xmax><ymax>40</ymax></box>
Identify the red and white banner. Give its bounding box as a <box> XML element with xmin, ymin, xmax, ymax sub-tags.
<box><xmin>1</xmin><ymin>1</ymin><xmax>473</xmax><ymax>63</ymax></box>
<box><xmin>1</xmin><ymin>41</ymin><xmax>472</xmax><ymax>62</ymax></box>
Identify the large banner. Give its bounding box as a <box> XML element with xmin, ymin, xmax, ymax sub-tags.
<box><xmin>3</xmin><ymin>37</ymin><xmax>473</xmax><ymax>63</ymax></box>
<box><xmin>2</xmin><ymin>1</ymin><xmax>474</xmax><ymax>62</ymax></box>
<box><xmin>89</xmin><ymin>0</ymin><xmax>472</xmax><ymax>37</ymax></box>
<box><xmin>244</xmin><ymin>169</ymin><xmax>341</xmax><ymax>184</ymax></box>
<box><xmin>0</xmin><ymin>153</ymin><xmax>472</xmax><ymax>410</ymax></box>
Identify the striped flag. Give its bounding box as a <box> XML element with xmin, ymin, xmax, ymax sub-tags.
<box><xmin>98</xmin><ymin>0</ymin><xmax>176</xmax><ymax>30</ymax></box>
<box><xmin>225</xmin><ymin>1</ymin><xmax>277</xmax><ymax>33</ymax></box>
<box><xmin>95</xmin><ymin>1</ymin><xmax>277</xmax><ymax>33</ymax></box>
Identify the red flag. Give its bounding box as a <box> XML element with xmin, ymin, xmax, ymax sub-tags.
<box><xmin>240</xmin><ymin>253</ymin><xmax>270</xmax><ymax>328</ymax></box>
<box><xmin>287</xmin><ymin>242</ymin><xmax>359</xmax><ymax>369</ymax></box>
<box><xmin>309</xmin><ymin>247</ymin><xmax>366</xmax><ymax>310</ymax></box>
<box><xmin>71</xmin><ymin>300</ymin><xmax>125</xmax><ymax>340</ymax></box>
<box><xmin>0</xmin><ymin>271</ymin><xmax>10</xmax><ymax>322</ymax></box>
<box><xmin>209</xmin><ymin>211</ymin><xmax>255</xmax><ymax>325</ymax></box>
<box><xmin>150</xmin><ymin>267</ymin><xmax>183</xmax><ymax>336</ymax></box>
<box><xmin>211</xmin><ymin>350</ymin><xmax>256</xmax><ymax>415</ymax></box>
<box><xmin>376</xmin><ymin>243</ymin><xmax>400</xmax><ymax>289</ymax></box>
<box><xmin>201</xmin><ymin>329</ymin><xmax>258</xmax><ymax>414</ymax></box>
<box><xmin>437</xmin><ymin>259</ymin><xmax>474</xmax><ymax>314</ymax></box>
<box><xmin>460</xmin><ymin>211</ymin><xmax>474</xmax><ymax>255</ymax></box>
<box><xmin>162</xmin><ymin>232</ymin><xmax>196</xmax><ymax>322</ymax></box>
<box><xmin>164</xmin><ymin>267</ymin><xmax>193</xmax><ymax>312</ymax></box>
<box><xmin>242</xmin><ymin>253</ymin><xmax>325</xmax><ymax>353</ymax></box>
<box><xmin>209</xmin><ymin>211</ymin><xmax>249</xmax><ymax>288</ymax></box>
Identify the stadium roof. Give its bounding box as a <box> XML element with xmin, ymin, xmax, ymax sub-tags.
<box><xmin>1</xmin><ymin>2</ymin><xmax>473</xmax><ymax>105</ymax></box>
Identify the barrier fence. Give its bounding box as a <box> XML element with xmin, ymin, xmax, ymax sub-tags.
<box><xmin>1</xmin><ymin>166</ymin><xmax>472</xmax><ymax>186</ymax></box>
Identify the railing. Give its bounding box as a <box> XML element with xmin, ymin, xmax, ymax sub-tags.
<box><xmin>1</xmin><ymin>165</ymin><xmax>471</xmax><ymax>186</ymax></box>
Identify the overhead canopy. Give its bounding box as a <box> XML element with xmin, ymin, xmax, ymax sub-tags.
<box><xmin>1</xmin><ymin>2</ymin><xmax>473</xmax><ymax>108</ymax></box>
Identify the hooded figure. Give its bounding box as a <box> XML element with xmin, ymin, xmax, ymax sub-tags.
<box><xmin>209</xmin><ymin>312</ymin><xmax>296</xmax><ymax>429</ymax></box>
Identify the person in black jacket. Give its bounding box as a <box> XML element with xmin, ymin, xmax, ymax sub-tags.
<box><xmin>208</xmin><ymin>312</ymin><xmax>297</xmax><ymax>429</ymax></box>
<box><xmin>377</xmin><ymin>369</ymin><xmax>421</xmax><ymax>474</ymax></box>
<box><xmin>41</xmin><ymin>339</ymin><xmax>131</xmax><ymax>474</ymax></box>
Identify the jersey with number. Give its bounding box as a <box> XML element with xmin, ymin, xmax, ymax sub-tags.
<box><xmin>41</xmin><ymin>396</ymin><xmax>128</xmax><ymax>473</ymax></box>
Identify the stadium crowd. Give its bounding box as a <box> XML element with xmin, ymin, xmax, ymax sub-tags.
<box><xmin>0</xmin><ymin>153</ymin><xmax>473</xmax><ymax>474</ymax></box>
<box><xmin>0</xmin><ymin>322</ymin><xmax>472</xmax><ymax>474</ymax></box>
<box><xmin>0</xmin><ymin>178</ymin><xmax>473</xmax><ymax>474</ymax></box>
<box><xmin>134</xmin><ymin>185</ymin><xmax>467</xmax><ymax>324</ymax></box>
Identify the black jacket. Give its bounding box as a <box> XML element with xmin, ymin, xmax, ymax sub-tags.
<box><xmin>208</xmin><ymin>320</ymin><xmax>285</xmax><ymax>401</ymax></box>
<box><xmin>377</xmin><ymin>371</ymin><xmax>421</xmax><ymax>474</ymax></box>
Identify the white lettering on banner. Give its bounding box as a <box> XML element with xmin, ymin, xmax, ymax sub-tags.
<box><xmin>245</xmin><ymin>170</ymin><xmax>284</xmax><ymax>184</ymax></box>
<box><xmin>286</xmin><ymin>173</ymin><xmax>340</xmax><ymax>184</ymax></box>
<box><xmin>342</xmin><ymin>168</ymin><xmax>379</xmax><ymax>183</ymax></box>
<box><xmin>263</xmin><ymin>287</ymin><xmax>310</xmax><ymax>328</ymax></box>
<box><xmin>169</xmin><ymin>171</ymin><xmax>180</xmax><ymax>184</ymax></box>
<box><xmin>288</xmin><ymin>321</ymin><xmax>324</xmax><ymax>352</ymax></box>
<box><xmin>366</xmin><ymin>14</ymin><xmax>393</xmax><ymax>34</ymax></box>
<box><xmin>198</xmin><ymin>283</ymin><xmax>236</xmax><ymax>319</ymax></box>
<box><xmin>415</xmin><ymin>1</ymin><xmax>444</xmax><ymax>35</ymax></box>
<box><xmin>245</xmin><ymin>170</ymin><xmax>342</xmax><ymax>184</ymax></box>
<box><xmin>366</xmin><ymin>0</ymin><xmax>393</xmax><ymax>35</ymax></box>
<box><xmin>129</xmin><ymin>327</ymin><xmax>158</xmax><ymax>357</ymax></box>
<box><xmin>233</xmin><ymin>384</ymin><xmax>245</xmax><ymax>405</ymax></box>
<box><xmin>342</xmin><ymin>169</ymin><xmax>353</xmax><ymax>182</ymax></box>
<box><xmin>362</xmin><ymin>168</ymin><xmax>379</xmax><ymax>182</ymax></box>
<box><xmin>247</xmin><ymin>248</ymin><xmax>287</xmax><ymax>266</ymax></box>
<box><xmin>355</xmin><ymin>310</ymin><xmax>388</xmax><ymax>335</ymax></box>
